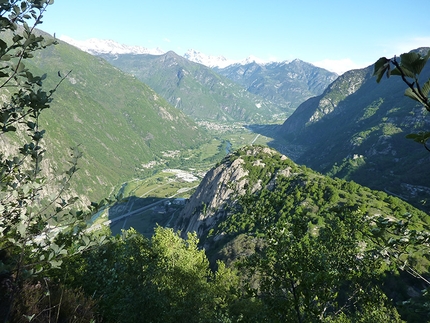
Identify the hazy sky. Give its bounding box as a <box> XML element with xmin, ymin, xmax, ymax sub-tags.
<box><xmin>40</xmin><ymin>0</ymin><xmax>430</xmax><ymax>74</ymax></box>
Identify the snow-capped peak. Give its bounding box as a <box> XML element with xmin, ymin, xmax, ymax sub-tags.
<box><xmin>182</xmin><ymin>49</ymin><xmax>280</xmax><ymax>68</ymax></box>
<box><xmin>183</xmin><ymin>49</ymin><xmax>237</xmax><ymax>68</ymax></box>
<box><xmin>59</xmin><ymin>36</ymin><xmax>165</xmax><ymax>56</ymax></box>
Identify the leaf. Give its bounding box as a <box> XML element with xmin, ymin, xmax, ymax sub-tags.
<box><xmin>22</xmin><ymin>184</ymin><xmax>30</xmax><ymax>195</ymax></box>
<box><xmin>26</xmin><ymin>121</ymin><xmax>36</xmax><ymax>130</ymax></box>
<box><xmin>405</xmin><ymin>132</ymin><xmax>430</xmax><ymax>144</ymax></box>
<box><xmin>50</xmin><ymin>259</ymin><xmax>62</xmax><ymax>269</ymax></box>
<box><xmin>390</xmin><ymin>67</ymin><xmax>415</xmax><ymax>79</ymax></box>
<box><xmin>16</xmin><ymin>62</ymin><xmax>25</xmax><ymax>73</ymax></box>
<box><xmin>51</xmin><ymin>243</ymin><xmax>60</xmax><ymax>254</ymax></box>
<box><xmin>12</xmin><ymin>34</ymin><xmax>23</xmax><ymax>42</ymax></box>
<box><xmin>3</xmin><ymin>126</ymin><xmax>16</xmax><ymax>132</ymax></box>
<box><xmin>399</xmin><ymin>52</ymin><xmax>419</xmax><ymax>71</ymax></box>
<box><xmin>17</xmin><ymin>222</ymin><xmax>26</xmax><ymax>237</ymax></box>
<box><xmin>400</xmin><ymin>51</ymin><xmax>429</xmax><ymax>75</ymax></box>
<box><xmin>82</xmin><ymin>235</ymin><xmax>90</xmax><ymax>246</ymax></box>
<box><xmin>20</xmin><ymin>1</ymin><xmax>28</xmax><ymax>11</ymax></box>
<box><xmin>404</xmin><ymin>88</ymin><xmax>422</xmax><ymax>102</ymax></box>
<box><xmin>421</xmin><ymin>78</ymin><xmax>430</xmax><ymax>98</ymax></box>
<box><xmin>373</xmin><ymin>57</ymin><xmax>390</xmax><ymax>83</ymax></box>
<box><xmin>374</xmin><ymin>57</ymin><xmax>389</xmax><ymax>74</ymax></box>
<box><xmin>13</xmin><ymin>5</ymin><xmax>20</xmax><ymax>15</ymax></box>
<box><xmin>0</xmin><ymin>39</ymin><xmax>7</xmax><ymax>52</ymax></box>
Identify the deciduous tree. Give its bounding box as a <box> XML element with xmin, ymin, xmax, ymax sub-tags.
<box><xmin>0</xmin><ymin>1</ymin><xmax>106</xmax><ymax>320</ymax></box>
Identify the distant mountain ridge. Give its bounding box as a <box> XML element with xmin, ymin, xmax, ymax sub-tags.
<box><xmin>183</xmin><ymin>50</ymin><xmax>276</xmax><ymax>68</ymax></box>
<box><xmin>62</xmin><ymin>37</ymin><xmax>337</xmax><ymax>122</ymax></box>
<box><xmin>215</xmin><ymin>59</ymin><xmax>338</xmax><ymax>115</ymax></box>
<box><xmin>183</xmin><ymin>49</ymin><xmax>234</xmax><ymax>68</ymax></box>
<box><xmin>60</xmin><ymin>36</ymin><xmax>317</xmax><ymax>70</ymax></box>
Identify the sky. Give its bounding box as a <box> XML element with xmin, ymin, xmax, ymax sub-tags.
<box><xmin>39</xmin><ymin>0</ymin><xmax>430</xmax><ymax>74</ymax></box>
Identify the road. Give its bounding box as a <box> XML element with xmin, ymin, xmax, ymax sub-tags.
<box><xmin>89</xmin><ymin>184</ymin><xmax>198</xmax><ymax>232</ymax></box>
<box><xmin>251</xmin><ymin>134</ymin><xmax>260</xmax><ymax>144</ymax></box>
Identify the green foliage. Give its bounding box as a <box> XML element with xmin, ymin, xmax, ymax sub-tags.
<box><xmin>210</xmin><ymin>146</ymin><xmax>428</xmax><ymax>243</ymax></box>
<box><xmin>245</xmin><ymin>207</ymin><xmax>402</xmax><ymax>322</ymax></box>
<box><xmin>69</xmin><ymin>227</ymin><xmax>240</xmax><ymax>323</ymax></box>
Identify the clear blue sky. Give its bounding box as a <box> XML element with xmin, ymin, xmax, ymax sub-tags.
<box><xmin>40</xmin><ymin>0</ymin><xmax>430</xmax><ymax>74</ymax></box>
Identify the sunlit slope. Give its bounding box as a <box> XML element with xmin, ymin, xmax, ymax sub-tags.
<box><xmin>98</xmin><ymin>51</ymin><xmax>284</xmax><ymax>122</ymax></box>
<box><xmin>23</xmin><ymin>36</ymin><xmax>209</xmax><ymax>201</ymax></box>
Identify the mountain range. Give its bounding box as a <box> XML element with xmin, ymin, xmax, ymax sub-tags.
<box><xmin>1</xmin><ymin>33</ymin><xmax>337</xmax><ymax>204</ymax></box>
<box><xmin>68</xmin><ymin>38</ymin><xmax>337</xmax><ymax>122</ymax></box>
<box><xmin>215</xmin><ymin>59</ymin><xmax>337</xmax><ymax>116</ymax></box>
<box><xmin>59</xmin><ymin>36</ymin><xmax>166</xmax><ymax>56</ymax></box>
<box><xmin>96</xmin><ymin>50</ymin><xmax>284</xmax><ymax>122</ymax></box>
<box><xmin>59</xmin><ymin>36</ymin><xmax>278</xmax><ymax>68</ymax></box>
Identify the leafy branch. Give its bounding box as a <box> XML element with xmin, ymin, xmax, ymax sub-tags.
<box><xmin>374</xmin><ymin>50</ymin><xmax>430</xmax><ymax>151</ymax></box>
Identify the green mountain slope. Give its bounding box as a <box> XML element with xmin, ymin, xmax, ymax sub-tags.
<box><xmin>7</xmin><ymin>34</ymin><xmax>210</xmax><ymax>201</ymax></box>
<box><xmin>277</xmin><ymin>48</ymin><xmax>430</xmax><ymax>211</ymax></box>
<box><xmin>97</xmin><ymin>51</ymin><xmax>285</xmax><ymax>122</ymax></box>
<box><xmin>215</xmin><ymin>59</ymin><xmax>338</xmax><ymax>116</ymax></box>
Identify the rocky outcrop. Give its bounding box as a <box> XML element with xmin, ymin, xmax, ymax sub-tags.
<box><xmin>174</xmin><ymin>157</ymin><xmax>249</xmax><ymax>237</ymax></box>
<box><xmin>174</xmin><ymin>146</ymin><xmax>294</xmax><ymax>238</ymax></box>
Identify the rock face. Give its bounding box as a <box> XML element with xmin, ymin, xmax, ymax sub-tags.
<box><xmin>174</xmin><ymin>146</ymin><xmax>293</xmax><ymax>238</ymax></box>
<box><xmin>174</xmin><ymin>156</ymin><xmax>248</xmax><ymax>237</ymax></box>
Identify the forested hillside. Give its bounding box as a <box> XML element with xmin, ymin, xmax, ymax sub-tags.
<box><xmin>173</xmin><ymin>145</ymin><xmax>430</xmax><ymax>322</ymax></box>
<box><xmin>275</xmin><ymin>49</ymin><xmax>430</xmax><ymax>212</ymax></box>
